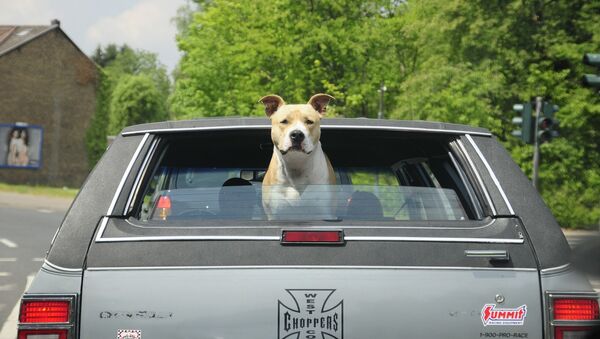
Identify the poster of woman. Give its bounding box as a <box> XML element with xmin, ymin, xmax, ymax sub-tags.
<box><xmin>0</xmin><ymin>124</ymin><xmax>43</xmax><ymax>169</ymax></box>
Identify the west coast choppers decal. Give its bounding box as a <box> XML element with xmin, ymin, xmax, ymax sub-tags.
<box><xmin>278</xmin><ymin>289</ymin><xmax>343</xmax><ymax>339</ymax></box>
<box><xmin>481</xmin><ymin>304</ymin><xmax>527</xmax><ymax>326</ymax></box>
<box><xmin>117</xmin><ymin>329</ymin><xmax>141</xmax><ymax>339</ymax></box>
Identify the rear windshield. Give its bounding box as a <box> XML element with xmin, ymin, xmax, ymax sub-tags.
<box><xmin>134</xmin><ymin>129</ymin><xmax>483</xmax><ymax>224</ymax></box>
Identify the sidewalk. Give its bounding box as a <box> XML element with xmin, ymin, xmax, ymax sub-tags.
<box><xmin>562</xmin><ymin>228</ymin><xmax>600</xmax><ymax>236</ymax></box>
<box><xmin>0</xmin><ymin>191</ymin><xmax>73</xmax><ymax>212</ymax></box>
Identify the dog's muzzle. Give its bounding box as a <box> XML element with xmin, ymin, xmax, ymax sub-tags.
<box><xmin>290</xmin><ymin>130</ymin><xmax>305</xmax><ymax>144</ymax></box>
<box><xmin>279</xmin><ymin>130</ymin><xmax>313</xmax><ymax>155</ymax></box>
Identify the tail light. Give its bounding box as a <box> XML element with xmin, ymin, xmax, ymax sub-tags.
<box><xmin>281</xmin><ymin>230</ymin><xmax>344</xmax><ymax>244</ymax></box>
<box><xmin>155</xmin><ymin>195</ymin><xmax>171</xmax><ymax>220</ymax></box>
<box><xmin>18</xmin><ymin>295</ymin><xmax>77</xmax><ymax>339</ymax></box>
<box><xmin>547</xmin><ymin>292</ymin><xmax>600</xmax><ymax>339</ymax></box>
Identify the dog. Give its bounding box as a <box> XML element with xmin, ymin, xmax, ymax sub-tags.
<box><xmin>259</xmin><ymin>93</ymin><xmax>336</xmax><ymax>220</ymax></box>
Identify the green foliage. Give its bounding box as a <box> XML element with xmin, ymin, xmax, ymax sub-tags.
<box><xmin>91</xmin><ymin>43</ymin><xmax>123</xmax><ymax>67</ymax></box>
<box><xmin>102</xmin><ymin>44</ymin><xmax>171</xmax><ymax>102</ymax></box>
<box><xmin>108</xmin><ymin>74</ymin><xmax>168</xmax><ymax>135</ymax></box>
<box><xmin>86</xmin><ymin>44</ymin><xmax>171</xmax><ymax>168</ymax></box>
<box><xmin>171</xmin><ymin>0</ymin><xmax>600</xmax><ymax>227</ymax></box>
<box><xmin>85</xmin><ymin>70</ymin><xmax>110</xmax><ymax>169</ymax></box>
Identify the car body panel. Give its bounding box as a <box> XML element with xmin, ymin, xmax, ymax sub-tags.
<box><xmin>80</xmin><ymin>268</ymin><xmax>542</xmax><ymax>339</ymax></box>
<box><xmin>467</xmin><ymin>135</ymin><xmax>570</xmax><ymax>269</ymax></box>
<box><xmin>46</xmin><ymin>134</ymin><xmax>147</xmax><ymax>269</ymax></box>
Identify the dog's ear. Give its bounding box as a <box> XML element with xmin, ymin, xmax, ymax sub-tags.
<box><xmin>308</xmin><ymin>93</ymin><xmax>335</xmax><ymax>115</ymax></box>
<box><xmin>259</xmin><ymin>95</ymin><xmax>285</xmax><ymax>117</ymax></box>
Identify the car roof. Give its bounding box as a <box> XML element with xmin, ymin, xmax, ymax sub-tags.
<box><xmin>120</xmin><ymin>117</ymin><xmax>492</xmax><ymax>137</ymax></box>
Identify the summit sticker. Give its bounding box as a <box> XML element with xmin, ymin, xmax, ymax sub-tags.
<box><xmin>481</xmin><ymin>304</ymin><xmax>527</xmax><ymax>326</ymax></box>
<box><xmin>278</xmin><ymin>289</ymin><xmax>343</xmax><ymax>339</ymax></box>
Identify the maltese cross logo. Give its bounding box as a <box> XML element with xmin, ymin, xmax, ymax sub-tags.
<box><xmin>278</xmin><ymin>289</ymin><xmax>343</xmax><ymax>339</ymax></box>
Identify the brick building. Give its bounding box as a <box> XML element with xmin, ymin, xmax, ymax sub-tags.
<box><xmin>0</xmin><ymin>20</ymin><xmax>98</xmax><ymax>187</ymax></box>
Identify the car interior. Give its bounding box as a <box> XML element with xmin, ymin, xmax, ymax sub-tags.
<box><xmin>135</xmin><ymin>129</ymin><xmax>483</xmax><ymax>223</ymax></box>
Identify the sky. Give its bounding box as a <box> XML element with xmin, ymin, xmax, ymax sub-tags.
<box><xmin>0</xmin><ymin>0</ymin><xmax>188</xmax><ymax>73</ymax></box>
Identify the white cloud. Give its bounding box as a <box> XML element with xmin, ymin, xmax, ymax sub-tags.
<box><xmin>85</xmin><ymin>0</ymin><xmax>182</xmax><ymax>71</ymax></box>
<box><xmin>0</xmin><ymin>0</ymin><xmax>56</xmax><ymax>25</ymax></box>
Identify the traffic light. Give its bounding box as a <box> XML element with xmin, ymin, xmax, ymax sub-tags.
<box><xmin>512</xmin><ymin>103</ymin><xmax>533</xmax><ymax>144</ymax></box>
<box><xmin>537</xmin><ymin>102</ymin><xmax>559</xmax><ymax>144</ymax></box>
<box><xmin>583</xmin><ymin>53</ymin><xmax>600</xmax><ymax>89</ymax></box>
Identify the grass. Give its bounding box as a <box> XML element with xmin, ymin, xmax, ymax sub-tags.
<box><xmin>0</xmin><ymin>182</ymin><xmax>79</xmax><ymax>199</ymax></box>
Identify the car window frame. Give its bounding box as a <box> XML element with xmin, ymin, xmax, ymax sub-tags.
<box><xmin>120</xmin><ymin>131</ymin><xmax>495</xmax><ymax>229</ymax></box>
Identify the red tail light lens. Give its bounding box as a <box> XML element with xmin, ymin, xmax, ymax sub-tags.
<box><xmin>18</xmin><ymin>329</ymin><xmax>68</xmax><ymax>339</ymax></box>
<box><xmin>282</xmin><ymin>230</ymin><xmax>343</xmax><ymax>244</ymax></box>
<box><xmin>19</xmin><ymin>300</ymin><xmax>70</xmax><ymax>323</ymax></box>
<box><xmin>554</xmin><ymin>298</ymin><xmax>600</xmax><ymax>321</ymax></box>
<box><xmin>18</xmin><ymin>296</ymin><xmax>75</xmax><ymax>339</ymax></box>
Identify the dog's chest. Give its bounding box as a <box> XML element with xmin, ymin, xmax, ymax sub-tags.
<box><xmin>276</xmin><ymin>149</ymin><xmax>330</xmax><ymax>186</ymax></box>
<box><xmin>265</xmin><ymin>183</ymin><xmax>335</xmax><ymax>220</ymax></box>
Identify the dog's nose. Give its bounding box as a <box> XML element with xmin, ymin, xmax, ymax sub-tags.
<box><xmin>290</xmin><ymin>130</ymin><xmax>305</xmax><ymax>143</ymax></box>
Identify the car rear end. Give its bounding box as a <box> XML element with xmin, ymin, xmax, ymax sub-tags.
<box><xmin>18</xmin><ymin>118</ymin><xmax>599</xmax><ymax>339</ymax></box>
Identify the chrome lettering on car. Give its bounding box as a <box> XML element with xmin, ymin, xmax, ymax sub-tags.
<box><xmin>100</xmin><ymin>310</ymin><xmax>173</xmax><ymax>320</ymax></box>
<box><xmin>278</xmin><ymin>289</ymin><xmax>343</xmax><ymax>339</ymax></box>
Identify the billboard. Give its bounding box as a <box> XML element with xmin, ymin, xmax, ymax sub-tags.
<box><xmin>0</xmin><ymin>124</ymin><xmax>43</xmax><ymax>169</ymax></box>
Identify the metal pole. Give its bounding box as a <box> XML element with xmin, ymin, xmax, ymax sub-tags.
<box><xmin>377</xmin><ymin>82</ymin><xmax>386</xmax><ymax>119</ymax></box>
<box><xmin>532</xmin><ymin>96</ymin><xmax>542</xmax><ymax>190</ymax></box>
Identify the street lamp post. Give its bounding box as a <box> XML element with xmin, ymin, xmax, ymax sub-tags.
<box><xmin>378</xmin><ymin>82</ymin><xmax>387</xmax><ymax>119</ymax></box>
<box><xmin>532</xmin><ymin>97</ymin><xmax>543</xmax><ymax>189</ymax></box>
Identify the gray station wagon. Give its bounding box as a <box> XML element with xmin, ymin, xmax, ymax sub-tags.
<box><xmin>17</xmin><ymin>118</ymin><xmax>599</xmax><ymax>339</ymax></box>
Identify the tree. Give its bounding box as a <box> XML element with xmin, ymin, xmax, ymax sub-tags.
<box><xmin>85</xmin><ymin>70</ymin><xmax>111</xmax><ymax>168</ymax></box>
<box><xmin>170</xmin><ymin>0</ymin><xmax>407</xmax><ymax>118</ymax></box>
<box><xmin>108</xmin><ymin>74</ymin><xmax>168</xmax><ymax>135</ymax></box>
<box><xmin>170</xmin><ymin>0</ymin><xmax>600</xmax><ymax>227</ymax></box>
<box><xmin>86</xmin><ymin>44</ymin><xmax>171</xmax><ymax>168</ymax></box>
<box><xmin>390</xmin><ymin>0</ymin><xmax>600</xmax><ymax>227</ymax></box>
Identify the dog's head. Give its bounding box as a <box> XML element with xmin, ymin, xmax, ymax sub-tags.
<box><xmin>259</xmin><ymin>93</ymin><xmax>334</xmax><ymax>155</ymax></box>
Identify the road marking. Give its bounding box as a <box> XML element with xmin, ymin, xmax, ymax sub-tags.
<box><xmin>32</xmin><ymin>258</ymin><xmax>44</xmax><ymax>262</ymax></box>
<box><xmin>0</xmin><ymin>272</ymin><xmax>11</xmax><ymax>277</ymax></box>
<box><xmin>0</xmin><ymin>274</ymin><xmax>34</xmax><ymax>339</ymax></box>
<box><xmin>0</xmin><ymin>258</ymin><xmax>16</xmax><ymax>262</ymax></box>
<box><xmin>36</xmin><ymin>209</ymin><xmax>54</xmax><ymax>213</ymax></box>
<box><xmin>0</xmin><ymin>284</ymin><xmax>15</xmax><ymax>291</ymax></box>
<box><xmin>0</xmin><ymin>239</ymin><xmax>17</xmax><ymax>249</ymax></box>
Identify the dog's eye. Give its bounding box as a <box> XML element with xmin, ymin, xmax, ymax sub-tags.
<box><xmin>306</xmin><ymin>119</ymin><xmax>314</xmax><ymax>125</ymax></box>
<box><xmin>280</xmin><ymin>119</ymin><xmax>288</xmax><ymax>124</ymax></box>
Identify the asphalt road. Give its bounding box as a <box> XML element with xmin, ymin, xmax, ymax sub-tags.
<box><xmin>0</xmin><ymin>205</ymin><xmax>64</xmax><ymax>337</ymax></box>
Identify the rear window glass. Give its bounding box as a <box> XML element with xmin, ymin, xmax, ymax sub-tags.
<box><xmin>135</xmin><ymin>130</ymin><xmax>482</xmax><ymax>224</ymax></box>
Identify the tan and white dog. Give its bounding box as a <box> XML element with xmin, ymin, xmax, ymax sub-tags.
<box><xmin>260</xmin><ymin>93</ymin><xmax>336</xmax><ymax>220</ymax></box>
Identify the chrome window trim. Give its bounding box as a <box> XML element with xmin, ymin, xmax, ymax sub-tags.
<box><xmin>540</xmin><ymin>263</ymin><xmax>571</xmax><ymax>276</ymax></box>
<box><xmin>447</xmin><ymin>149</ymin><xmax>484</xmax><ymax>219</ymax></box>
<box><xmin>122</xmin><ymin>217</ymin><xmax>496</xmax><ymax>230</ymax></box>
<box><xmin>121</xmin><ymin>124</ymin><xmax>492</xmax><ymax>137</ymax></box>
<box><xmin>96</xmin><ymin>235</ymin><xmax>280</xmax><ymax>242</ymax></box>
<box><xmin>85</xmin><ymin>265</ymin><xmax>536</xmax><ymax>272</ymax></box>
<box><xmin>42</xmin><ymin>260</ymin><xmax>83</xmax><ymax>273</ymax></box>
<box><xmin>344</xmin><ymin>236</ymin><xmax>523</xmax><ymax>243</ymax></box>
<box><xmin>94</xmin><ymin>217</ymin><xmax>109</xmax><ymax>242</ymax></box>
<box><xmin>106</xmin><ymin>133</ymin><xmax>149</xmax><ymax>215</ymax></box>
<box><xmin>124</xmin><ymin>137</ymin><xmax>159</xmax><ymax>215</ymax></box>
<box><xmin>95</xmin><ymin>234</ymin><xmax>523</xmax><ymax>244</ymax></box>
<box><xmin>465</xmin><ymin>134</ymin><xmax>515</xmax><ymax>215</ymax></box>
<box><xmin>455</xmin><ymin>139</ymin><xmax>497</xmax><ymax>215</ymax></box>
